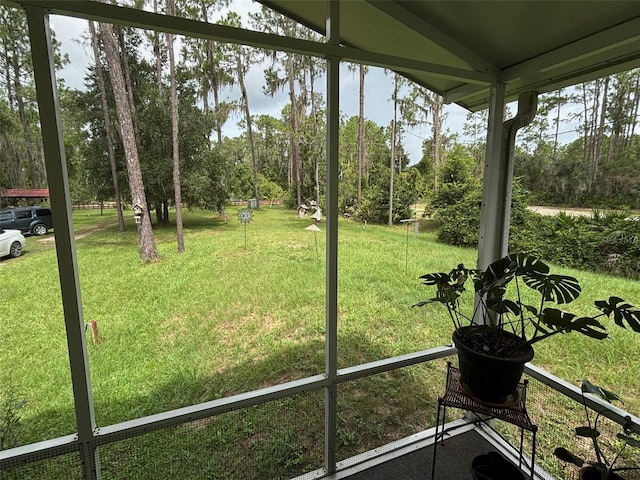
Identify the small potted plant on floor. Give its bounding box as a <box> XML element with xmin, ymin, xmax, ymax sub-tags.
<box><xmin>554</xmin><ymin>380</ymin><xmax>640</xmax><ymax>480</ymax></box>
<box><xmin>413</xmin><ymin>253</ymin><xmax>640</xmax><ymax>404</ymax></box>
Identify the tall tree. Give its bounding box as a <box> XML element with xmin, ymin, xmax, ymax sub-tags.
<box><xmin>89</xmin><ymin>20</ymin><xmax>125</xmax><ymax>232</ymax></box>
<box><xmin>0</xmin><ymin>7</ymin><xmax>38</xmax><ymax>188</ymax></box>
<box><xmin>401</xmin><ymin>84</ymin><xmax>447</xmax><ymax>192</ymax></box>
<box><xmin>166</xmin><ymin>0</ymin><xmax>184</xmax><ymax>252</ymax></box>
<box><xmin>388</xmin><ymin>74</ymin><xmax>400</xmax><ymax>226</ymax></box>
<box><xmin>181</xmin><ymin>0</ymin><xmax>233</xmax><ymax>146</ymax></box>
<box><xmin>462</xmin><ymin>109</ymin><xmax>488</xmax><ymax>177</ymax></box>
<box><xmin>152</xmin><ymin>0</ymin><xmax>163</xmax><ymax>94</ymax></box>
<box><xmin>99</xmin><ymin>21</ymin><xmax>160</xmax><ymax>262</ymax></box>
<box><xmin>299</xmin><ymin>35</ymin><xmax>325</xmax><ymax>207</ymax></box>
<box><xmin>117</xmin><ymin>25</ymin><xmax>140</xmax><ymax>141</ymax></box>
<box><xmin>236</xmin><ymin>46</ymin><xmax>260</xmax><ymax>208</ymax></box>
<box><xmin>357</xmin><ymin>64</ymin><xmax>368</xmax><ymax>206</ymax></box>
<box><xmin>593</xmin><ymin>76</ymin><xmax>610</xmax><ymax>188</ymax></box>
<box><xmin>252</xmin><ymin>8</ymin><xmax>304</xmax><ymax>206</ymax></box>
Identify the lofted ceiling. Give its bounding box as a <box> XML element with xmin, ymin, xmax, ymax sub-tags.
<box><xmin>259</xmin><ymin>0</ymin><xmax>640</xmax><ymax>111</ymax></box>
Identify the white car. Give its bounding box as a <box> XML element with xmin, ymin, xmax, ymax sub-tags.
<box><xmin>0</xmin><ymin>228</ymin><xmax>25</xmax><ymax>259</ymax></box>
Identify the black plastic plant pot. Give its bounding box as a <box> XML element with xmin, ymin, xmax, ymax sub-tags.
<box><xmin>579</xmin><ymin>466</ymin><xmax>625</xmax><ymax>480</ymax></box>
<box><xmin>453</xmin><ymin>326</ymin><xmax>535</xmax><ymax>404</ymax></box>
<box><xmin>471</xmin><ymin>452</ymin><xmax>526</xmax><ymax>480</ymax></box>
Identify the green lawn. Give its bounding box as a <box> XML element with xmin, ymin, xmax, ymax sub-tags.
<box><xmin>1</xmin><ymin>205</ymin><xmax>639</xmax><ymax>477</ymax></box>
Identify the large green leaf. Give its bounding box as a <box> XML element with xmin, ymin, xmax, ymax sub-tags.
<box><xmin>476</xmin><ymin>255</ymin><xmax>518</xmax><ymax>292</ymax></box>
<box><xmin>415</xmin><ymin>271</ymin><xmax>464</xmax><ymax>307</ymax></box>
<box><xmin>540</xmin><ymin>309</ymin><xmax>608</xmax><ymax>339</ymax></box>
<box><xmin>581</xmin><ymin>380</ymin><xmax>621</xmax><ymax>403</ymax></box>
<box><xmin>595</xmin><ymin>296</ymin><xmax>640</xmax><ymax>332</ymax></box>
<box><xmin>412</xmin><ymin>289</ymin><xmax>459</xmax><ymax>307</ymax></box>
<box><xmin>553</xmin><ymin>447</ymin><xmax>584</xmax><ymax>467</ymax></box>
<box><xmin>509</xmin><ymin>253</ymin><xmax>551</xmax><ymax>276</ymax></box>
<box><xmin>478</xmin><ymin>253</ymin><xmax>547</xmax><ymax>293</ymax></box>
<box><xmin>617</xmin><ymin>433</ymin><xmax>640</xmax><ymax>448</ymax></box>
<box><xmin>419</xmin><ymin>272</ymin><xmax>452</xmax><ymax>286</ymax></box>
<box><xmin>523</xmin><ymin>273</ymin><xmax>581</xmax><ymax>304</ymax></box>
<box><xmin>575</xmin><ymin>426</ymin><xmax>600</xmax><ymax>438</ymax></box>
<box><xmin>486</xmin><ymin>298</ymin><xmax>521</xmax><ymax>315</ymax></box>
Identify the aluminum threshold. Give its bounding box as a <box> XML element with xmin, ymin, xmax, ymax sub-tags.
<box><xmin>292</xmin><ymin>419</ymin><xmax>556</xmax><ymax>480</ymax></box>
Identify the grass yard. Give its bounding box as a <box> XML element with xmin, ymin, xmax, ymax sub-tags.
<box><xmin>1</xmin><ymin>205</ymin><xmax>639</xmax><ymax>477</ymax></box>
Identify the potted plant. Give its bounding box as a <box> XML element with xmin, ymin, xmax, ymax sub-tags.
<box><xmin>554</xmin><ymin>380</ymin><xmax>640</xmax><ymax>480</ymax></box>
<box><xmin>471</xmin><ymin>451</ymin><xmax>526</xmax><ymax>480</ymax></box>
<box><xmin>414</xmin><ymin>253</ymin><xmax>640</xmax><ymax>404</ymax></box>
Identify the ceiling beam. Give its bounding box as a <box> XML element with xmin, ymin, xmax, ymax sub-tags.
<box><xmin>365</xmin><ymin>0</ymin><xmax>498</xmax><ymax>74</ymax></box>
<box><xmin>443</xmin><ymin>83</ymin><xmax>486</xmax><ymax>105</ymax></box>
<box><xmin>457</xmin><ymin>53</ymin><xmax>640</xmax><ymax>112</ymax></box>
<box><xmin>2</xmin><ymin>0</ymin><xmax>495</xmax><ymax>84</ymax></box>
<box><xmin>501</xmin><ymin>15</ymin><xmax>640</xmax><ymax>82</ymax></box>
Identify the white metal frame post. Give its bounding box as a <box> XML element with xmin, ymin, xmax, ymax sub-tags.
<box><xmin>324</xmin><ymin>0</ymin><xmax>340</xmax><ymax>474</ymax></box>
<box><xmin>477</xmin><ymin>83</ymin><xmax>506</xmax><ymax>270</ymax></box>
<box><xmin>24</xmin><ymin>6</ymin><xmax>100</xmax><ymax>479</ymax></box>
<box><xmin>477</xmin><ymin>88</ymin><xmax>537</xmax><ymax>271</ymax></box>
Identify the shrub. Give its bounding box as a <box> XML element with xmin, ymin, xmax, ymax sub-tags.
<box><xmin>510</xmin><ymin>211</ymin><xmax>640</xmax><ymax>279</ymax></box>
<box><xmin>434</xmin><ymin>179</ymin><xmax>531</xmax><ymax>248</ymax></box>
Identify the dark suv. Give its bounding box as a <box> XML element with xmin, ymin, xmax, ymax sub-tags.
<box><xmin>0</xmin><ymin>206</ymin><xmax>54</xmax><ymax>236</ymax></box>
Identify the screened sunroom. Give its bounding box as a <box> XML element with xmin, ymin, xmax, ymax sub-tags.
<box><xmin>1</xmin><ymin>1</ymin><xmax>640</xmax><ymax>479</ymax></box>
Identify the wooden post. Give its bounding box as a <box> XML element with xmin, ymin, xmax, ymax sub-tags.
<box><xmin>89</xmin><ymin>320</ymin><xmax>99</xmax><ymax>344</ymax></box>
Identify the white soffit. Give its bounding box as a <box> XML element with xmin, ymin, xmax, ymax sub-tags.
<box><xmin>260</xmin><ymin>0</ymin><xmax>640</xmax><ymax>111</ymax></box>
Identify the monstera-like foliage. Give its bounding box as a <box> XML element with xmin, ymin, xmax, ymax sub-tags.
<box><xmin>554</xmin><ymin>380</ymin><xmax>640</xmax><ymax>480</ymax></box>
<box><xmin>595</xmin><ymin>296</ymin><xmax>640</xmax><ymax>332</ymax></box>
<box><xmin>414</xmin><ymin>253</ymin><xmax>639</xmax><ymax>347</ymax></box>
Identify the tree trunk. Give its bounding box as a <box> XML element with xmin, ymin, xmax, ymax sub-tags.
<box><xmin>629</xmin><ymin>74</ymin><xmax>640</xmax><ymax>142</ymax></box>
<box><xmin>388</xmin><ymin>119</ymin><xmax>396</xmax><ymax>226</ymax></box>
<box><xmin>357</xmin><ymin>64</ymin><xmax>365</xmax><ymax>207</ymax></box>
<box><xmin>100</xmin><ymin>21</ymin><xmax>160</xmax><ymax>262</ymax></box>
<box><xmin>388</xmin><ymin>75</ymin><xmax>399</xmax><ymax>226</ymax></box>
<box><xmin>593</xmin><ymin>76</ymin><xmax>609</xmax><ymax>190</ymax></box>
<box><xmin>0</xmin><ymin>43</ymin><xmax>22</xmax><ymax>187</ymax></box>
<box><xmin>117</xmin><ymin>26</ymin><xmax>139</xmax><ymax>141</ymax></box>
<box><xmin>310</xmin><ymin>66</ymin><xmax>321</xmax><ymax>206</ymax></box>
<box><xmin>167</xmin><ymin>0</ymin><xmax>185</xmax><ymax>253</ymax></box>
<box><xmin>12</xmin><ymin>56</ymin><xmax>38</xmax><ymax>187</ymax></box>
<box><xmin>287</xmin><ymin>56</ymin><xmax>301</xmax><ymax>207</ymax></box>
<box><xmin>553</xmin><ymin>89</ymin><xmax>562</xmax><ymax>158</ymax></box>
<box><xmin>432</xmin><ymin>95</ymin><xmax>443</xmax><ymax>193</ymax></box>
<box><xmin>237</xmin><ymin>52</ymin><xmax>260</xmax><ymax>208</ymax></box>
<box><xmin>89</xmin><ymin>21</ymin><xmax>125</xmax><ymax>232</ymax></box>
<box><xmin>153</xmin><ymin>0</ymin><xmax>163</xmax><ymax>94</ymax></box>
<box><xmin>581</xmin><ymin>83</ymin><xmax>590</xmax><ymax>161</ymax></box>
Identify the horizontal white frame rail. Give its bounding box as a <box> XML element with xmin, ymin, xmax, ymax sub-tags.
<box><xmin>0</xmin><ymin>347</ymin><xmax>455</xmax><ymax>470</ymax></box>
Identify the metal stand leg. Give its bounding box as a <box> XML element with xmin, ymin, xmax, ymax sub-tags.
<box><xmin>433</xmin><ymin>364</ymin><xmax>537</xmax><ymax>480</ymax></box>
<box><xmin>431</xmin><ymin>399</ymin><xmax>443</xmax><ymax>480</ymax></box>
<box><xmin>530</xmin><ymin>427</ymin><xmax>537</xmax><ymax>480</ymax></box>
<box><xmin>519</xmin><ymin>426</ymin><xmax>524</xmax><ymax>469</ymax></box>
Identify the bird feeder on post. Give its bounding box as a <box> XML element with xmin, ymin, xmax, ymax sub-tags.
<box><xmin>305</xmin><ymin>224</ymin><xmax>322</xmax><ymax>263</ymax></box>
<box><xmin>133</xmin><ymin>204</ymin><xmax>143</xmax><ymax>227</ymax></box>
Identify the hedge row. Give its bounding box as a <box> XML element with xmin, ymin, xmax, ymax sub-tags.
<box><xmin>432</xmin><ymin>184</ymin><xmax>640</xmax><ymax>279</ymax></box>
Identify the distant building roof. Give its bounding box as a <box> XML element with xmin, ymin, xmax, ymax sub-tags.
<box><xmin>0</xmin><ymin>188</ymin><xmax>50</xmax><ymax>198</ymax></box>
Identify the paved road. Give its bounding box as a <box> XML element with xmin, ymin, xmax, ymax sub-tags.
<box><xmin>527</xmin><ymin>206</ymin><xmax>595</xmax><ymax>217</ymax></box>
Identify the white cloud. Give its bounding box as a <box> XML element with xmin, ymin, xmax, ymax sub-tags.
<box><xmin>47</xmin><ymin>5</ymin><xmax>474</xmax><ymax>165</ymax></box>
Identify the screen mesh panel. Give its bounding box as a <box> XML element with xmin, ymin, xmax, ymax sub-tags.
<box><xmin>0</xmin><ymin>451</ymin><xmax>82</xmax><ymax>480</ymax></box>
<box><xmin>336</xmin><ymin>358</ymin><xmax>451</xmax><ymax>462</ymax></box>
<box><xmin>496</xmin><ymin>375</ymin><xmax>640</xmax><ymax>480</ymax></box>
<box><xmin>98</xmin><ymin>390</ymin><xmax>324</xmax><ymax>480</ymax></box>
